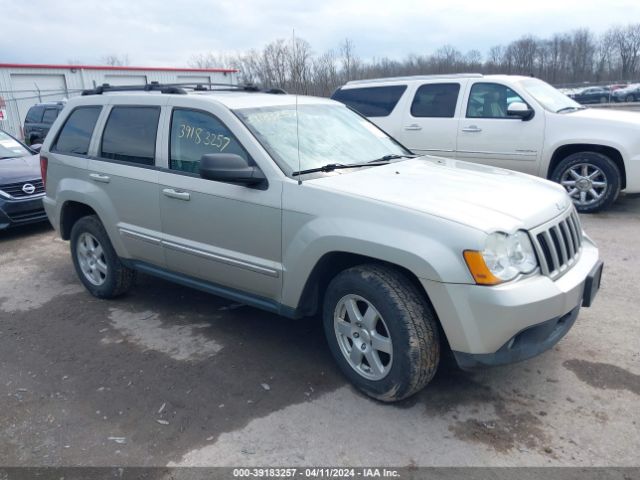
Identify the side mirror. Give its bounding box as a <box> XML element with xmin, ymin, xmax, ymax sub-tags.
<box><xmin>507</xmin><ymin>102</ymin><xmax>534</xmax><ymax>121</ymax></box>
<box><xmin>30</xmin><ymin>144</ymin><xmax>42</xmax><ymax>154</ymax></box>
<box><xmin>199</xmin><ymin>153</ymin><xmax>267</xmax><ymax>188</ymax></box>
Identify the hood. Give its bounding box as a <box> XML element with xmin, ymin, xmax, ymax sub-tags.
<box><xmin>564</xmin><ymin>107</ymin><xmax>640</xmax><ymax>126</ymax></box>
<box><xmin>307</xmin><ymin>157</ymin><xmax>571</xmax><ymax>233</ymax></box>
<box><xmin>0</xmin><ymin>154</ymin><xmax>41</xmax><ymax>185</ymax></box>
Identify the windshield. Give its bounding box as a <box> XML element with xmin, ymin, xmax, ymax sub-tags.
<box><xmin>0</xmin><ymin>131</ymin><xmax>32</xmax><ymax>159</ymax></box>
<box><xmin>235</xmin><ymin>103</ymin><xmax>409</xmax><ymax>175</ymax></box>
<box><xmin>519</xmin><ymin>78</ymin><xmax>583</xmax><ymax>113</ymax></box>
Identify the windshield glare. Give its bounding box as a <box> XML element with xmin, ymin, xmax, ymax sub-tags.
<box><xmin>235</xmin><ymin>104</ymin><xmax>409</xmax><ymax>175</ymax></box>
<box><xmin>0</xmin><ymin>131</ymin><xmax>31</xmax><ymax>159</ymax></box>
<box><xmin>520</xmin><ymin>78</ymin><xmax>582</xmax><ymax>113</ymax></box>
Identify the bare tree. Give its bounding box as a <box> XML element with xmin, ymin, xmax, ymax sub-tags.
<box><xmin>186</xmin><ymin>22</ymin><xmax>640</xmax><ymax>97</ymax></box>
<box><xmin>101</xmin><ymin>54</ymin><xmax>130</xmax><ymax>66</ymax></box>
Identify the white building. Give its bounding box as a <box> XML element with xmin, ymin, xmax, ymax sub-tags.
<box><xmin>0</xmin><ymin>63</ymin><xmax>238</xmax><ymax>139</ymax></box>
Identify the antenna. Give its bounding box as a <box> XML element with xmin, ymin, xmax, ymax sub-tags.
<box><xmin>293</xmin><ymin>28</ymin><xmax>302</xmax><ymax>185</ymax></box>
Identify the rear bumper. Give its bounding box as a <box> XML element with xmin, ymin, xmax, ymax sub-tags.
<box><xmin>422</xmin><ymin>238</ymin><xmax>601</xmax><ymax>362</ymax></box>
<box><xmin>0</xmin><ymin>195</ymin><xmax>48</xmax><ymax>230</ymax></box>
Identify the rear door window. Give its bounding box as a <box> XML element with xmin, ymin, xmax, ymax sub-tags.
<box><xmin>100</xmin><ymin>106</ymin><xmax>161</xmax><ymax>165</ymax></box>
<box><xmin>53</xmin><ymin>106</ymin><xmax>102</xmax><ymax>156</ymax></box>
<box><xmin>410</xmin><ymin>83</ymin><xmax>460</xmax><ymax>118</ymax></box>
<box><xmin>42</xmin><ymin>108</ymin><xmax>59</xmax><ymax>125</ymax></box>
<box><xmin>331</xmin><ymin>85</ymin><xmax>407</xmax><ymax>117</ymax></box>
<box><xmin>25</xmin><ymin>106</ymin><xmax>44</xmax><ymax>123</ymax></box>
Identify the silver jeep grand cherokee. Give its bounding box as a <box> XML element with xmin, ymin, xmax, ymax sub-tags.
<box><xmin>41</xmin><ymin>83</ymin><xmax>603</xmax><ymax>402</ymax></box>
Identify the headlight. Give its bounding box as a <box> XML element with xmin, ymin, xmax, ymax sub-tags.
<box><xmin>464</xmin><ymin>231</ymin><xmax>538</xmax><ymax>285</ymax></box>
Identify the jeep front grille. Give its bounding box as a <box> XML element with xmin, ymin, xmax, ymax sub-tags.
<box><xmin>531</xmin><ymin>208</ymin><xmax>583</xmax><ymax>279</ymax></box>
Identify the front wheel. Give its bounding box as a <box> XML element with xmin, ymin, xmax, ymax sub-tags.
<box><xmin>551</xmin><ymin>151</ymin><xmax>621</xmax><ymax>213</ymax></box>
<box><xmin>323</xmin><ymin>264</ymin><xmax>440</xmax><ymax>402</ymax></box>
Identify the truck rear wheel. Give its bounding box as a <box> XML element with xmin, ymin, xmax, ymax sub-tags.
<box><xmin>551</xmin><ymin>151</ymin><xmax>620</xmax><ymax>213</ymax></box>
<box><xmin>322</xmin><ymin>264</ymin><xmax>440</xmax><ymax>402</ymax></box>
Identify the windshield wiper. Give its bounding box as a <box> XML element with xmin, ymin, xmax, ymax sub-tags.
<box><xmin>292</xmin><ymin>160</ymin><xmax>392</xmax><ymax>177</ymax></box>
<box><xmin>556</xmin><ymin>106</ymin><xmax>585</xmax><ymax>113</ymax></box>
<box><xmin>367</xmin><ymin>153</ymin><xmax>418</xmax><ymax>163</ymax></box>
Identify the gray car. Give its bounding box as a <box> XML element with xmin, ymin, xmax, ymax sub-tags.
<box><xmin>41</xmin><ymin>84</ymin><xmax>603</xmax><ymax>402</ymax></box>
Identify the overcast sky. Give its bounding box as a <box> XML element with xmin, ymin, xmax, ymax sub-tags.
<box><xmin>2</xmin><ymin>0</ymin><xmax>639</xmax><ymax>67</ymax></box>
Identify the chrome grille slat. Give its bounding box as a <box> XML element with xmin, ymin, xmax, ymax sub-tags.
<box><xmin>530</xmin><ymin>207</ymin><xmax>583</xmax><ymax>280</ymax></box>
<box><xmin>560</xmin><ymin>220</ymin><xmax>575</xmax><ymax>258</ymax></box>
<box><xmin>553</xmin><ymin>225</ymin><xmax>568</xmax><ymax>267</ymax></box>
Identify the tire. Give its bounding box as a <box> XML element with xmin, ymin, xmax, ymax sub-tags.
<box><xmin>600</xmin><ymin>96</ymin><xmax>607</xmax><ymax>104</ymax></box>
<box><xmin>70</xmin><ymin>215</ymin><xmax>136</xmax><ymax>298</ymax></box>
<box><xmin>322</xmin><ymin>264</ymin><xmax>440</xmax><ymax>402</ymax></box>
<box><xmin>551</xmin><ymin>151</ymin><xmax>621</xmax><ymax>213</ymax></box>
<box><xmin>30</xmin><ymin>136</ymin><xmax>42</xmax><ymax>146</ymax></box>
<box><xmin>625</xmin><ymin>94</ymin><xmax>635</xmax><ymax>103</ymax></box>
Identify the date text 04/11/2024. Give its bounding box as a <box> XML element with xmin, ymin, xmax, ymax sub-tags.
<box><xmin>232</xmin><ymin>468</ymin><xmax>401</xmax><ymax>478</ymax></box>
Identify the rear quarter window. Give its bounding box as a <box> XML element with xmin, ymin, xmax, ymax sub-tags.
<box><xmin>53</xmin><ymin>106</ymin><xmax>102</xmax><ymax>156</ymax></box>
<box><xmin>331</xmin><ymin>85</ymin><xmax>407</xmax><ymax>117</ymax></box>
<box><xmin>25</xmin><ymin>106</ymin><xmax>44</xmax><ymax>123</ymax></box>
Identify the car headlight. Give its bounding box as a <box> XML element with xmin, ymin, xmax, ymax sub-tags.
<box><xmin>464</xmin><ymin>231</ymin><xmax>538</xmax><ymax>285</ymax></box>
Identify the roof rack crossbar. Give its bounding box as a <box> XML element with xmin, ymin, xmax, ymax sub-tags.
<box><xmin>81</xmin><ymin>81</ymin><xmax>287</xmax><ymax>96</ymax></box>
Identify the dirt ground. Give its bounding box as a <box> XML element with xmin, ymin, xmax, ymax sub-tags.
<box><xmin>0</xmin><ymin>195</ymin><xmax>638</xmax><ymax>467</ymax></box>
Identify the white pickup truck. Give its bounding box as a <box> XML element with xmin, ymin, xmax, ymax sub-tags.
<box><xmin>332</xmin><ymin>74</ymin><xmax>640</xmax><ymax>212</ymax></box>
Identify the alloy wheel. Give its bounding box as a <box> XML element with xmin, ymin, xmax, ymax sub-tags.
<box><xmin>334</xmin><ymin>294</ymin><xmax>393</xmax><ymax>381</ymax></box>
<box><xmin>76</xmin><ymin>232</ymin><xmax>108</xmax><ymax>286</ymax></box>
<box><xmin>560</xmin><ymin>162</ymin><xmax>608</xmax><ymax>208</ymax></box>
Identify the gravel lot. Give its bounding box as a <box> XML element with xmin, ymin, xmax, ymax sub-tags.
<box><xmin>0</xmin><ymin>194</ymin><xmax>638</xmax><ymax>467</ymax></box>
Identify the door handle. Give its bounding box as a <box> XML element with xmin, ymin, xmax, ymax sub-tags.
<box><xmin>162</xmin><ymin>188</ymin><xmax>191</xmax><ymax>201</ymax></box>
<box><xmin>89</xmin><ymin>173</ymin><xmax>111</xmax><ymax>183</ymax></box>
<box><xmin>404</xmin><ymin>124</ymin><xmax>422</xmax><ymax>131</ymax></box>
<box><xmin>462</xmin><ymin>125</ymin><xmax>482</xmax><ymax>133</ymax></box>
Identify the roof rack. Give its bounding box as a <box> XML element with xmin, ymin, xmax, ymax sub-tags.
<box><xmin>345</xmin><ymin>73</ymin><xmax>484</xmax><ymax>86</ymax></box>
<box><xmin>81</xmin><ymin>81</ymin><xmax>287</xmax><ymax>96</ymax></box>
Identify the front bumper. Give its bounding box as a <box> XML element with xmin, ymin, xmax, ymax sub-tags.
<box><xmin>0</xmin><ymin>195</ymin><xmax>48</xmax><ymax>230</ymax></box>
<box><xmin>422</xmin><ymin>237</ymin><xmax>601</xmax><ymax>366</ymax></box>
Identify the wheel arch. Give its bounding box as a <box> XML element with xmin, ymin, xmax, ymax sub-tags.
<box><xmin>59</xmin><ymin>200</ymin><xmax>98</xmax><ymax>240</ymax></box>
<box><xmin>548</xmin><ymin>144</ymin><xmax>626</xmax><ymax>189</ymax></box>
<box><xmin>295</xmin><ymin>251</ymin><xmax>438</xmax><ymax>319</ymax></box>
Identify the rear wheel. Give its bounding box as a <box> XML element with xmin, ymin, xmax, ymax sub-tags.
<box><xmin>29</xmin><ymin>136</ymin><xmax>42</xmax><ymax>145</ymax></box>
<box><xmin>70</xmin><ymin>215</ymin><xmax>136</xmax><ymax>298</ymax></box>
<box><xmin>323</xmin><ymin>264</ymin><xmax>440</xmax><ymax>402</ymax></box>
<box><xmin>625</xmin><ymin>94</ymin><xmax>635</xmax><ymax>102</ymax></box>
<box><xmin>551</xmin><ymin>151</ymin><xmax>620</xmax><ymax>213</ymax></box>
<box><xmin>600</xmin><ymin>96</ymin><xmax>607</xmax><ymax>104</ymax></box>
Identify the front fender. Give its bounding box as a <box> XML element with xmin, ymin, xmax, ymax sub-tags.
<box><xmin>280</xmin><ymin>212</ymin><xmax>483</xmax><ymax>309</ymax></box>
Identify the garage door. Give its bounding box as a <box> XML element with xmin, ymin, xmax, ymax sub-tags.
<box><xmin>103</xmin><ymin>74</ymin><xmax>147</xmax><ymax>86</ymax></box>
<box><xmin>10</xmin><ymin>73</ymin><xmax>68</xmax><ymax>131</ymax></box>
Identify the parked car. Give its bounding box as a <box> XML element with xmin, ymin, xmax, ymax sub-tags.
<box><xmin>332</xmin><ymin>74</ymin><xmax>640</xmax><ymax>213</ymax></box>
<box><xmin>0</xmin><ymin>129</ymin><xmax>48</xmax><ymax>229</ymax></box>
<box><xmin>41</xmin><ymin>83</ymin><xmax>602</xmax><ymax>402</ymax></box>
<box><xmin>23</xmin><ymin>101</ymin><xmax>66</xmax><ymax>145</ymax></box>
<box><xmin>612</xmin><ymin>83</ymin><xmax>640</xmax><ymax>102</ymax></box>
<box><xmin>569</xmin><ymin>86</ymin><xmax>611</xmax><ymax>104</ymax></box>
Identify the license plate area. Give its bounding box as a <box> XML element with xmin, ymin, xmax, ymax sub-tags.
<box><xmin>582</xmin><ymin>261</ymin><xmax>603</xmax><ymax>308</ymax></box>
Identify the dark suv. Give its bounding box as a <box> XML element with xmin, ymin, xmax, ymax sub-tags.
<box><xmin>23</xmin><ymin>101</ymin><xmax>65</xmax><ymax>145</ymax></box>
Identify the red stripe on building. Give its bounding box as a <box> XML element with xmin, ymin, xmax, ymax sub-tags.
<box><xmin>0</xmin><ymin>63</ymin><xmax>237</xmax><ymax>73</ymax></box>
